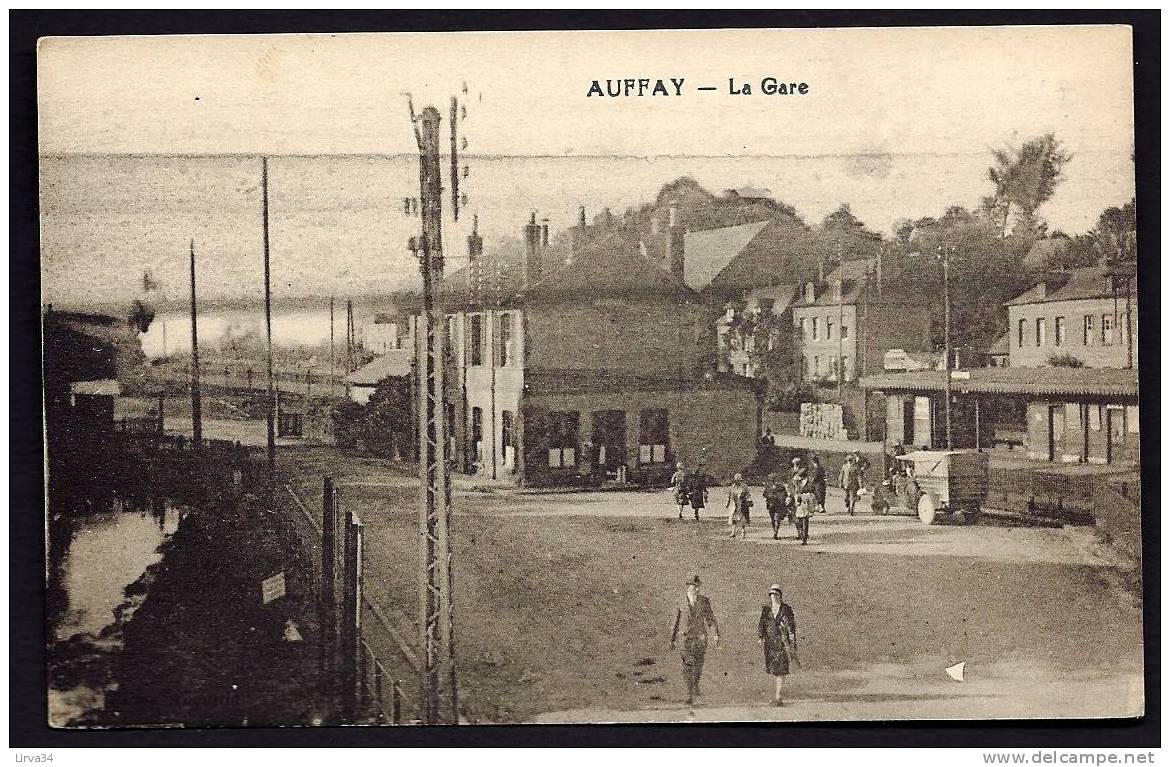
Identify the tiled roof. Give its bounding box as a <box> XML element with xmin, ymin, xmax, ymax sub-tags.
<box><xmin>517</xmin><ymin>234</ymin><xmax>694</xmax><ymax>303</ymax></box>
<box><xmin>681</xmin><ymin>220</ymin><xmax>769</xmax><ymax>292</ymax></box>
<box><xmin>794</xmin><ymin>259</ymin><xmax>873</xmax><ymax>306</ymax></box>
<box><xmin>859</xmin><ymin>366</ymin><xmax>1138</xmax><ymax>398</ymax></box>
<box><xmin>347</xmin><ymin>350</ymin><xmax>413</xmax><ymax>385</ymax></box>
<box><xmin>1005</xmin><ymin>264</ymin><xmax>1127</xmax><ymax>306</ymax></box>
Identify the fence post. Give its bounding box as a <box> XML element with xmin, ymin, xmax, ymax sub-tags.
<box><xmin>340</xmin><ymin>509</ymin><xmax>363</xmax><ymax>722</ymax></box>
<box><xmin>320</xmin><ymin>477</ymin><xmax>341</xmax><ymax>718</ymax></box>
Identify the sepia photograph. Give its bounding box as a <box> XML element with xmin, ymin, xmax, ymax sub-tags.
<box><xmin>27</xmin><ymin>19</ymin><xmax>1149</xmax><ymax>737</ymax></box>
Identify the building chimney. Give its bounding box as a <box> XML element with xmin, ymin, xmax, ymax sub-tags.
<box><xmin>467</xmin><ymin>213</ymin><xmax>483</xmax><ymax>264</ymax></box>
<box><xmin>524</xmin><ymin>212</ymin><xmax>542</xmax><ymax>285</ymax></box>
<box><xmin>818</xmin><ymin>249</ymin><xmax>827</xmax><ymax>283</ymax></box>
<box><xmin>665</xmin><ymin>204</ymin><xmax>685</xmax><ymax>277</ymax></box>
<box><xmin>569</xmin><ymin>206</ymin><xmax>587</xmax><ymax>264</ymax></box>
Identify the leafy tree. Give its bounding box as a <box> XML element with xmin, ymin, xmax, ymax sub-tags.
<box><xmin>722</xmin><ymin>308</ymin><xmax>816</xmax><ymax>412</ymax></box>
<box><xmin>986</xmin><ymin>133</ymin><xmax>1072</xmax><ymax>237</ymax></box>
<box><xmin>1090</xmin><ymin>198</ymin><xmax>1137</xmax><ymax>264</ymax></box>
<box><xmin>1041</xmin><ymin>198</ymin><xmax>1137</xmax><ymax>270</ymax></box>
<box><xmin>127</xmin><ymin>299</ymin><xmax>156</xmax><ymax>334</ymax></box>
<box><xmin>364</xmin><ymin>376</ymin><xmax>414</xmax><ymax>459</ymax></box>
<box><xmin>883</xmin><ymin>207</ymin><xmax>1034</xmax><ymax>354</ymax></box>
<box><xmin>819</xmin><ymin>203</ymin><xmax>882</xmax><ymax>265</ymax></box>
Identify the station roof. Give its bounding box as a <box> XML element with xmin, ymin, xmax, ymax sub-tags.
<box><xmin>347</xmin><ymin>350</ymin><xmax>412</xmax><ymax>386</ymax></box>
<box><xmin>859</xmin><ymin>366</ymin><xmax>1138</xmax><ymax>399</ymax></box>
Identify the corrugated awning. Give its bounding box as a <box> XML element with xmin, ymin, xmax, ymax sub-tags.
<box><xmin>859</xmin><ymin>367</ymin><xmax>1138</xmax><ymax>399</ymax></box>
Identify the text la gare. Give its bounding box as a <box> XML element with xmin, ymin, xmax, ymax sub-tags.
<box><xmin>731</xmin><ymin>77</ymin><xmax>809</xmax><ymax>96</ymax></box>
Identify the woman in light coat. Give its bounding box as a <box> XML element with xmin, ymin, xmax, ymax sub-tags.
<box><xmin>725</xmin><ymin>473</ymin><xmax>751</xmax><ymax>539</ymax></box>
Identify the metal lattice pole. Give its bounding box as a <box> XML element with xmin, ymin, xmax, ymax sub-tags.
<box><xmin>410</xmin><ymin>104</ymin><xmax>457</xmax><ymax>725</ymax></box>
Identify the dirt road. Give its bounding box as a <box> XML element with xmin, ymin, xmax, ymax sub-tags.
<box><xmin>276</xmin><ymin>446</ymin><xmax>1143</xmax><ymax>724</ymax></box>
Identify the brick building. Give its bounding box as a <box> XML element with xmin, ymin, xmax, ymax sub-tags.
<box><xmin>410</xmin><ymin>213</ymin><xmax>760</xmax><ymax>486</ymax></box>
<box><xmin>860</xmin><ymin>263</ymin><xmax>1140</xmax><ymax>466</ymax></box>
<box><xmin>1006</xmin><ymin>263</ymin><xmax>1137</xmax><ymax>369</ymax></box>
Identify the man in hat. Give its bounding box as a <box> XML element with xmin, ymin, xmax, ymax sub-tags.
<box><xmin>762</xmin><ymin>472</ymin><xmax>788</xmax><ymax>540</ymax></box>
<box><xmin>669</xmin><ymin>574</ymin><xmax>721</xmax><ymax>705</ymax></box>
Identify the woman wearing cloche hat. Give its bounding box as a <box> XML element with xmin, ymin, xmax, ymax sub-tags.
<box><xmin>758</xmin><ymin>583</ymin><xmax>799</xmax><ymax>706</ymax></box>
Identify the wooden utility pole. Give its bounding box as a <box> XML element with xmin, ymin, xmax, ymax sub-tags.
<box><xmin>939</xmin><ymin>245</ymin><xmax>954</xmax><ymax>450</ymax></box>
<box><xmin>188</xmin><ymin>239</ymin><xmax>202</xmax><ymax>446</ymax></box>
<box><xmin>836</xmin><ymin>271</ymin><xmax>844</xmax><ymax>400</ymax></box>
<box><xmin>409</xmin><ymin>101</ymin><xmax>457</xmax><ymax>725</ymax></box>
<box><xmin>346</xmin><ymin>300</ymin><xmax>355</xmax><ymax>375</ymax></box>
<box><xmin>263</xmin><ymin>156</ymin><xmax>276</xmax><ymax>476</ymax></box>
<box><xmin>329</xmin><ymin>296</ymin><xmax>335</xmax><ymax>395</ymax></box>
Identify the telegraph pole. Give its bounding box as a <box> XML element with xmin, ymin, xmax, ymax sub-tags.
<box><xmin>939</xmin><ymin>245</ymin><xmax>954</xmax><ymax>450</ymax></box>
<box><xmin>188</xmin><ymin>239</ymin><xmax>202</xmax><ymax>447</ymax></box>
<box><xmin>836</xmin><ymin>268</ymin><xmax>844</xmax><ymax>398</ymax></box>
<box><xmin>329</xmin><ymin>296</ymin><xmax>336</xmax><ymax>396</ymax></box>
<box><xmin>262</xmin><ymin>156</ymin><xmax>276</xmax><ymax>477</ymax></box>
<box><xmin>409</xmin><ymin>101</ymin><xmax>457</xmax><ymax>724</ymax></box>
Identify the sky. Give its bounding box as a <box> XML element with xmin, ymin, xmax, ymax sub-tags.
<box><xmin>38</xmin><ymin>26</ymin><xmax>1135</xmax><ymax>158</ymax></box>
<box><xmin>37</xmin><ymin>26</ymin><xmax>1136</xmax><ymax>306</ymax></box>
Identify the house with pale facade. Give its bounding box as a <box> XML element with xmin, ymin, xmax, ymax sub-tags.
<box><xmin>406</xmin><ymin>212</ymin><xmax>760</xmax><ymax>486</ymax></box>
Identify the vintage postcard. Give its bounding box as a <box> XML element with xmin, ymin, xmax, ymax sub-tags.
<box><xmin>38</xmin><ymin>25</ymin><xmax>1142</xmax><ymax>728</ymax></box>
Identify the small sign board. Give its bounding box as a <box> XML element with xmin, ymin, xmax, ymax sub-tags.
<box><xmin>261</xmin><ymin>572</ymin><xmax>287</xmax><ymax>604</ymax></box>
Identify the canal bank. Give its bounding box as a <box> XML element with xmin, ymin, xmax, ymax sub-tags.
<box><xmin>47</xmin><ymin>442</ymin><xmax>326</xmax><ymax>728</ymax></box>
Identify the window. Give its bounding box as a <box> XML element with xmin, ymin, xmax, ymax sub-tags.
<box><xmin>803</xmin><ymin>355</ymin><xmax>810</xmax><ymax>379</ymax></box>
<box><xmin>1035</xmin><ymin>318</ymin><xmax>1046</xmax><ymax>346</ymax></box>
<box><xmin>497</xmin><ymin>312</ymin><xmax>515</xmax><ymax>366</ymax></box>
<box><xmin>813</xmin><ymin>356</ymin><xmax>821</xmax><ymax>376</ymax></box>
<box><xmin>1054</xmin><ymin>317</ymin><xmax>1066</xmax><ymax>346</ymax></box>
<box><xmin>547</xmin><ymin>411</ymin><xmax>579</xmax><ymax>468</ymax></box>
<box><xmin>501</xmin><ymin>411</ymin><xmax>516</xmax><ymax>469</ymax></box>
<box><xmin>799</xmin><ymin>317</ymin><xmax>808</xmax><ymax>339</ymax></box>
<box><xmin>1102</xmin><ymin>314</ymin><xmax>1114</xmax><ymax>344</ymax></box>
<box><xmin>812</xmin><ymin>318</ymin><xmax>820</xmax><ymax>341</ymax></box>
<box><xmin>841</xmin><ymin>325</ymin><xmax>849</xmax><ymax>340</ymax></box>
<box><xmin>1018</xmin><ymin>318</ymin><xmax>1026</xmax><ymax>348</ymax></box>
<box><xmin>471</xmin><ymin>407</ymin><xmax>484</xmax><ymax>465</ymax></box>
<box><xmin>639</xmin><ymin>408</ymin><xmax>670</xmax><ymax>464</ymax></box>
<box><xmin>826</xmin><ymin>320</ymin><xmax>834</xmax><ymax>341</ymax></box>
<box><xmin>469</xmin><ymin>314</ymin><xmax>484</xmax><ymax>365</ymax></box>
<box><xmin>445</xmin><ymin>315</ymin><xmax>457</xmax><ymax>362</ymax></box>
<box><xmin>1083</xmin><ymin>315</ymin><xmax>1094</xmax><ymax>346</ymax></box>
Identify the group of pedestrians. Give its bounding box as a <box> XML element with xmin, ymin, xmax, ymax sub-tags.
<box><xmin>669</xmin><ymin>575</ymin><xmax>800</xmax><ymax>707</ymax></box>
<box><xmin>672</xmin><ymin>451</ymin><xmax>873</xmax><ymax>542</ymax></box>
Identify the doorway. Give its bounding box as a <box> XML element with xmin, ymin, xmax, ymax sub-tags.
<box><xmin>1106</xmin><ymin>406</ymin><xmax>1125</xmax><ymax>464</ymax></box>
<box><xmin>1048</xmin><ymin>405</ymin><xmax>1066</xmax><ymax>462</ymax></box>
<box><xmin>591</xmin><ymin>410</ymin><xmax>627</xmax><ymax>478</ymax></box>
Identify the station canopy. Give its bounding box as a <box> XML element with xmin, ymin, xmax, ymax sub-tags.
<box><xmin>859</xmin><ymin>366</ymin><xmax>1138</xmax><ymax>399</ymax></box>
